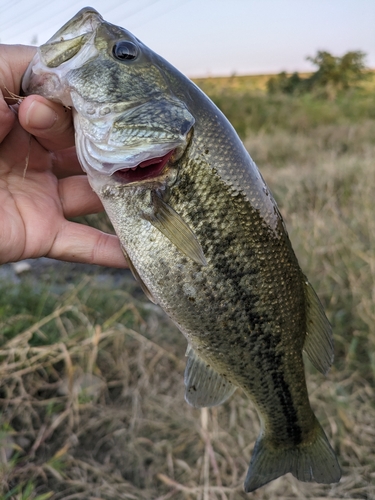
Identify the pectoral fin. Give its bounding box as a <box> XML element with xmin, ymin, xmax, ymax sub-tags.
<box><xmin>121</xmin><ymin>246</ymin><xmax>157</xmax><ymax>304</ymax></box>
<box><xmin>303</xmin><ymin>280</ymin><xmax>334</xmax><ymax>375</ymax></box>
<box><xmin>184</xmin><ymin>345</ymin><xmax>236</xmax><ymax>407</ymax></box>
<box><xmin>143</xmin><ymin>193</ymin><xmax>207</xmax><ymax>267</ymax></box>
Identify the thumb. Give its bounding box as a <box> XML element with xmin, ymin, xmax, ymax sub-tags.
<box><xmin>19</xmin><ymin>95</ymin><xmax>75</xmax><ymax>151</ymax></box>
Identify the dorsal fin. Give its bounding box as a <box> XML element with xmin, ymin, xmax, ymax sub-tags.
<box><xmin>184</xmin><ymin>345</ymin><xmax>236</xmax><ymax>407</ymax></box>
<box><xmin>303</xmin><ymin>280</ymin><xmax>334</xmax><ymax>375</ymax></box>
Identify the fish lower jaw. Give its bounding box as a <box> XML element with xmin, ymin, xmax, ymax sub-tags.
<box><xmin>111</xmin><ymin>128</ymin><xmax>193</xmax><ymax>185</ymax></box>
<box><xmin>112</xmin><ymin>149</ymin><xmax>175</xmax><ymax>184</ymax></box>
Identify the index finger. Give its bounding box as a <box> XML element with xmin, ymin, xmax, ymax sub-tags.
<box><xmin>0</xmin><ymin>44</ymin><xmax>36</xmax><ymax>96</ymax></box>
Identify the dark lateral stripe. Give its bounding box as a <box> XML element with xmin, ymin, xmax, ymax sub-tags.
<box><xmin>271</xmin><ymin>355</ymin><xmax>302</xmax><ymax>445</ymax></box>
<box><xmin>172</xmin><ymin>159</ymin><xmax>304</xmax><ymax>445</ymax></box>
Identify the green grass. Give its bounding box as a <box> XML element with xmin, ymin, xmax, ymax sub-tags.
<box><xmin>194</xmin><ymin>71</ymin><xmax>375</xmax><ymax>139</ymax></box>
<box><xmin>1</xmin><ymin>75</ymin><xmax>375</xmax><ymax>498</ymax></box>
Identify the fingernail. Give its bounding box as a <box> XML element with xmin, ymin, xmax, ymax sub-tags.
<box><xmin>26</xmin><ymin>100</ymin><xmax>58</xmax><ymax>129</ymax></box>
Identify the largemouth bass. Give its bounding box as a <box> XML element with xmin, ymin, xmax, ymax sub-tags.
<box><xmin>22</xmin><ymin>8</ymin><xmax>341</xmax><ymax>492</ymax></box>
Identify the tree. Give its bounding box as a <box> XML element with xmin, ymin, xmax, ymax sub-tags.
<box><xmin>307</xmin><ymin>50</ymin><xmax>366</xmax><ymax>91</ymax></box>
<box><xmin>267</xmin><ymin>50</ymin><xmax>367</xmax><ymax>96</ymax></box>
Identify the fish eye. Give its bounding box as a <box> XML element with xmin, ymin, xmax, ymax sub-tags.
<box><xmin>112</xmin><ymin>40</ymin><xmax>138</xmax><ymax>61</ymax></box>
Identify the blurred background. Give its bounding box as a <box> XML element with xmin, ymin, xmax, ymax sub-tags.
<box><xmin>1</xmin><ymin>1</ymin><xmax>375</xmax><ymax>499</ymax></box>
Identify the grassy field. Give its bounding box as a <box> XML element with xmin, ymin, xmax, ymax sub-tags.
<box><xmin>1</xmin><ymin>73</ymin><xmax>375</xmax><ymax>499</ymax></box>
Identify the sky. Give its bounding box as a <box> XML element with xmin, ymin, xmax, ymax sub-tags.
<box><xmin>1</xmin><ymin>0</ymin><xmax>374</xmax><ymax>78</ymax></box>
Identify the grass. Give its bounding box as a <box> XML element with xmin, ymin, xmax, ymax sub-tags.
<box><xmin>1</xmin><ymin>74</ymin><xmax>375</xmax><ymax>499</ymax></box>
<box><xmin>194</xmin><ymin>71</ymin><xmax>375</xmax><ymax>139</ymax></box>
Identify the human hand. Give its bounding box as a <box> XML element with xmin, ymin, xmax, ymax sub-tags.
<box><xmin>0</xmin><ymin>44</ymin><xmax>127</xmax><ymax>267</ymax></box>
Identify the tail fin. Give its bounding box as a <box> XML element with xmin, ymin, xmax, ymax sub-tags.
<box><xmin>244</xmin><ymin>420</ymin><xmax>341</xmax><ymax>492</ymax></box>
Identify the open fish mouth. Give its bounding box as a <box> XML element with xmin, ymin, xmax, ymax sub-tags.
<box><xmin>113</xmin><ymin>149</ymin><xmax>175</xmax><ymax>184</ymax></box>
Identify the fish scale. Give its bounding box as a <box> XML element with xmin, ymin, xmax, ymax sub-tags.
<box><xmin>22</xmin><ymin>7</ymin><xmax>341</xmax><ymax>492</ymax></box>
<box><xmin>103</xmin><ymin>146</ymin><xmax>311</xmax><ymax>442</ymax></box>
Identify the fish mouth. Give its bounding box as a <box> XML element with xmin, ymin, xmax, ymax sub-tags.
<box><xmin>113</xmin><ymin>150</ymin><xmax>175</xmax><ymax>184</ymax></box>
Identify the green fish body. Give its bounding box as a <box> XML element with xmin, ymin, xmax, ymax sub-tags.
<box><xmin>22</xmin><ymin>8</ymin><xmax>341</xmax><ymax>492</ymax></box>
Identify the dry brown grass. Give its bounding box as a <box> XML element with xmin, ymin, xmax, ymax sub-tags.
<box><xmin>258</xmin><ymin>126</ymin><xmax>375</xmax><ymax>499</ymax></box>
<box><xmin>1</xmin><ymin>268</ymin><xmax>374</xmax><ymax>499</ymax></box>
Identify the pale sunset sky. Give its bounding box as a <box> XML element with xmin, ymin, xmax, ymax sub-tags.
<box><xmin>1</xmin><ymin>0</ymin><xmax>374</xmax><ymax>77</ymax></box>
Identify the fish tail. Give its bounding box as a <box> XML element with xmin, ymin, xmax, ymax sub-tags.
<box><xmin>244</xmin><ymin>418</ymin><xmax>341</xmax><ymax>492</ymax></box>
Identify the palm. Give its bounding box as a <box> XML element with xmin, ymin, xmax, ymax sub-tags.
<box><xmin>0</xmin><ymin>118</ymin><xmax>65</xmax><ymax>263</ymax></box>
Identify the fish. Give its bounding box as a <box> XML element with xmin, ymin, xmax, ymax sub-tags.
<box><xmin>22</xmin><ymin>7</ymin><xmax>341</xmax><ymax>492</ymax></box>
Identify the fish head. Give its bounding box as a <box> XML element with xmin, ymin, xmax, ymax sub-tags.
<box><xmin>22</xmin><ymin>7</ymin><xmax>195</xmax><ymax>188</ymax></box>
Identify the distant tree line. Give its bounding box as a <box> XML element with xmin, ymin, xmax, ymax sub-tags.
<box><xmin>267</xmin><ymin>50</ymin><xmax>367</xmax><ymax>97</ymax></box>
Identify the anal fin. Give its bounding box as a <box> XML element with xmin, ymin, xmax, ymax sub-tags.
<box><xmin>121</xmin><ymin>246</ymin><xmax>157</xmax><ymax>304</ymax></box>
<box><xmin>184</xmin><ymin>345</ymin><xmax>236</xmax><ymax>408</ymax></box>
<box><xmin>303</xmin><ymin>280</ymin><xmax>334</xmax><ymax>375</ymax></box>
